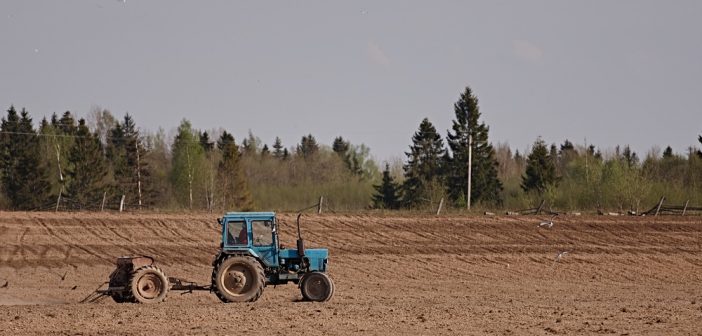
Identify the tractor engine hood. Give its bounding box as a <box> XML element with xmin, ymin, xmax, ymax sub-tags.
<box><xmin>279</xmin><ymin>248</ymin><xmax>328</xmax><ymax>260</ymax></box>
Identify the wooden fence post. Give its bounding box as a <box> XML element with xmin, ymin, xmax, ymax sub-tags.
<box><xmin>536</xmin><ymin>200</ymin><xmax>545</xmax><ymax>215</ymax></box>
<box><xmin>101</xmin><ymin>191</ymin><xmax>107</xmax><ymax>212</ymax></box>
<box><xmin>654</xmin><ymin>196</ymin><xmax>665</xmax><ymax>216</ymax></box>
<box><xmin>318</xmin><ymin>196</ymin><xmax>323</xmax><ymax>214</ymax></box>
<box><xmin>682</xmin><ymin>200</ymin><xmax>690</xmax><ymax>216</ymax></box>
<box><xmin>436</xmin><ymin>197</ymin><xmax>444</xmax><ymax>216</ymax></box>
<box><xmin>55</xmin><ymin>187</ymin><xmax>62</xmax><ymax>212</ymax></box>
<box><xmin>119</xmin><ymin>195</ymin><xmax>126</xmax><ymax>212</ymax></box>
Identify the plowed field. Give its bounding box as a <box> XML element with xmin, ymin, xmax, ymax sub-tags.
<box><xmin>0</xmin><ymin>212</ymin><xmax>701</xmax><ymax>335</ymax></box>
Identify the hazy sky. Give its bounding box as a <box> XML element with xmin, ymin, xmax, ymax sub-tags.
<box><xmin>1</xmin><ymin>1</ymin><xmax>701</xmax><ymax>161</ymax></box>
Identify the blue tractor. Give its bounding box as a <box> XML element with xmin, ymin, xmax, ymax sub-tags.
<box><xmin>211</xmin><ymin>212</ymin><xmax>335</xmax><ymax>302</ymax></box>
<box><xmin>84</xmin><ymin>212</ymin><xmax>334</xmax><ymax>304</ymax></box>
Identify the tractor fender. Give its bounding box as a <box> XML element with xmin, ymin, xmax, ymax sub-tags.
<box><xmin>212</xmin><ymin>249</ymin><xmax>263</xmax><ymax>266</ymax></box>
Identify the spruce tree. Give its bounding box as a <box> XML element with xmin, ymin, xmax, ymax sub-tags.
<box><xmin>261</xmin><ymin>144</ymin><xmax>270</xmax><ymax>157</ymax></box>
<box><xmin>296</xmin><ymin>134</ymin><xmax>319</xmax><ymax>159</ymax></box>
<box><xmin>199</xmin><ymin>131</ymin><xmax>214</xmax><ymax>152</ymax></box>
<box><xmin>65</xmin><ymin>119</ymin><xmax>109</xmax><ymax>207</ymax></box>
<box><xmin>663</xmin><ymin>146</ymin><xmax>674</xmax><ymax>159</ymax></box>
<box><xmin>372</xmin><ymin>163</ymin><xmax>400</xmax><ymax>209</ymax></box>
<box><xmin>106</xmin><ymin>114</ymin><xmax>152</xmax><ymax>208</ymax></box>
<box><xmin>0</xmin><ymin>107</ymin><xmax>51</xmax><ymax>209</ymax></box>
<box><xmin>217</xmin><ymin>131</ymin><xmax>253</xmax><ymax>210</ymax></box>
<box><xmin>445</xmin><ymin>87</ymin><xmax>503</xmax><ymax>206</ymax></box>
<box><xmin>332</xmin><ymin>136</ymin><xmax>350</xmax><ymax>155</ymax></box>
<box><xmin>521</xmin><ymin>137</ymin><xmax>557</xmax><ymax>194</ymax></box>
<box><xmin>272</xmin><ymin>137</ymin><xmax>285</xmax><ymax>159</ymax></box>
<box><xmin>622</xmin><ymin>145</ymin><xmax>639</xmax><ymax>168</ymax></box>
<box><xmin>402</xmin><ymin>118</ymin><xmax>445</xmax><ymax>207</ymax></box>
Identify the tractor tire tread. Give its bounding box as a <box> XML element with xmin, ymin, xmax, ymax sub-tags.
<box><xmin>126</xmin><ymin>265</ymin><xmax>169</xmax><ymax>304</ymax></box>
<box><xmin>211</xmin><ymin>255</ymin><xmax>265</xmax><ymax>303</ymax></box>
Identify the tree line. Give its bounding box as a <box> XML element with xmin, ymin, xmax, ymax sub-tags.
<box><xmin>371</xmin><ymin>86</ymin><xmax>702</xmax><ymax>213</ymax></box>
<box><xmin>0</xmin><ymin>106</ymin><xmax>377</xmax><ymax>211</ymax></box>
<box><xmin>2</xmin><ymin>85</ymin><xmax>701</xmax><ymax>213</ymax></box>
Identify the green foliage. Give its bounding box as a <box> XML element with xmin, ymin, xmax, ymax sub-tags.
<box><xmin>296</xmin><ymin>134</ymin><xmax>319</xmax><ymax>159</ymax></box>
<box><xmin>2</xmin><ymin>103</ymin><xmax>700</xmax><ymax>213</ymax></box>
<box><xmin>445</xmin><ymin>86</ymin><xmax>503</xmax><ymax>206</ymax></box>
<box><xmin>272</xmin><ymin>137</ymin><xmax>285</xmax><ymax>159</ymax></box>
<box><xmin>142</xmin><ymin>128</ymin><xmax>174</xmax><ymax>208</ymax></box>
<box><xmin>170</xmin><ymin>119</ymin><xmax>207</xmax><ymax>209</ymax></box>
<box><xmin>0</xmin><ymin>107</ymin><xmax>52</xmax><ymax>209</ymax></box>
<box><xmin>243</xmin><ymin>147</ymin><xmax>374</xmax><ymax>211</ymax></box>
<box><xmin>372</xmin><ymin>163</ymin><xmax>401</xmax><ymax>209</ymax></box>
<box><xmin>217</xmin><ymin>131</ymin><xmax>253</xmax><ymax>211</ymax></box>
<box><xmin>402</xmin><ymin>118</ymin><xmax>446</xmax><ymax>208</ymax></box>
<box><xmin>521</xmin><ymin>137</ymin><xmax>557</xmax><ymax>195</ymax></box>
<box><xmin>106</xmin><ymin>114</ymin><xmax>154</xmax><ymax>208</ymax></box>
<box><xmin>65</xmin><ymin>119</ymin><xmax>109</xmax><ymax>206</ymax></box>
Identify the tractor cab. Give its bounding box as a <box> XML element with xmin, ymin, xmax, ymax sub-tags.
<box><xmin>221</xmin><ymin>212</ymin><xmax>280</xmax><ymax>266</ymax></box>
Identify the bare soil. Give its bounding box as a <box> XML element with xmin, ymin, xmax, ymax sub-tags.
<box><xmin>0</xmin><ymin>212</ymin><xmax>701</xmax><ymax>335</ymax></box>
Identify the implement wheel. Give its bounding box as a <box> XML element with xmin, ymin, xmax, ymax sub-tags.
<box><xmin>212</xmin><ymin>256</ymin><xmax>265</xmax><ymax>303</ymax></box>
<box><xmin>300</xmin><ymin>272</ymin><xmax>334</xmax><ymax>302</ymax></box>
<box><xmin>128</xmin><ymin>265</ymin><xmax>169</xmax><ymax>304</ymax></box>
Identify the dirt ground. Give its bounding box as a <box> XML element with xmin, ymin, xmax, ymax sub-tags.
<box><xmin>0</xmin><ymin>211</ymin><xmax>701</xmax><ymax>335</ymax></box>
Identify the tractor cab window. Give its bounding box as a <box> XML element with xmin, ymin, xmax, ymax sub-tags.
<box><xmin>252</xmin><ymin>220</ymin><xmax>274</xmax><ymax>246</ymax></box>
<box><xmin>227</xmin><ymin>220</ymin><xmax>247</xmax><ymax>245</ymax></box>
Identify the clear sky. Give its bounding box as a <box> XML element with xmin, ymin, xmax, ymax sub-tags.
<box><xmin>1</xmin><ymin>1</ymin><xmax>701</xmax><ymax>161</ymax></box>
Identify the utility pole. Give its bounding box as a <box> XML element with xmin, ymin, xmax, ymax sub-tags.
<box><xmin>54</xmin><ymin>142</ymin><xmax>64</xmax><ymax>212</ymax></box>
<box><xmin>135</xmin><ymin>140</ymin><xmax>143</xmax><ymax>210</ymax></box>
<box><xmin>467</xmin><ymin>133</ymin><xmax>472</xmax><ymax>210</ymax></box>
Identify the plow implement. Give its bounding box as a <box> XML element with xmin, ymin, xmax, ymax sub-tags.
<box><xmin>80</xmin><ymin>256</ymin><xmax>209</xmax><ymax>304</ymax></box>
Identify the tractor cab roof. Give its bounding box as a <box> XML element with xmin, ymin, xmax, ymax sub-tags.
<box><xmin>222</xmin><ymin>212</ymin><xmax>276</xmax><ymax>219</ymax></box>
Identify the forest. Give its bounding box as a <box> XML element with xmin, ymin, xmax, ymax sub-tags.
<box><xmin>1</xmin><ymin>86</ymin><xmax>701</xmax><ymax>213</ymax></box>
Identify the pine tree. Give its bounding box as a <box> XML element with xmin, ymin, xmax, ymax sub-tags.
<box><xmin>49</xmin><ymin>111</ymin><xmax>78</xmax><ymax>197</ymax></box>
<box><xmin>0</xmin><ymin>107</ymin><xmax>52</xmax><ymax>209</ymax></box>
<box><xmin>663</xmin><ymin>146</ymin><xmax>674</xmax><ymax>159</ymax></box>
<box><xmin>332</xmin><ymin>136</ymin><xmax>350</xmax><ymax>156</ymax></box>
<box><xmin>372</xmin><ymin>163</ymin><xmax>400</xmax><ymax>209</ymax></box>
<box><xmin>261</xmin><ymin>144</ymin><xmax>270</xmax><ymax>157</ymax></box>
<box><xmin>107</xmin><ymin>114</ymin><xmax>152</xmax><ymax>208</ymax></box>
<box><xmin>272</xmin><ymin>137</ymin><xmax>285</xmax><ymax>159</ymax></box>
<box><xmin>241</xmin><ymin>130</ymin><xmax>260</xmax><ymax>156</ymax></box>
<box><xmin>217</xmin><ymin>131</ymin><xmax>253</xmax><ymax>210</ymax></box>
<box><xmin>445</xmin><ymin>87</ymin><xmax>503</xmax><ymax>206</ymax></box>
<box><xmin>199</xmin><ymin>131</ymin><xmax>214</xmax><ymax>152</ymax></box>
<box><xmin>521</xmin><ymin>137</ymin><xmax>557</xmax><ymax>194</ymax></box>
<box><xmin>402</xmin><ymin>118</ymin><xmax>445</xmax><ymax>207</ymax></box>
<box><xmin>622</xmin><ymin>145</ymin><xmax>639</xmax><ymax>168</ymax></box>
<box><xmin>296</xmin><ymin>134</ymin><xmax>319</xmax><ymax>159</ymax></box>
<box><xmin>65</xmin><ymin>119</ymin><xmax>109</xmax><ymax>207</ymax></box>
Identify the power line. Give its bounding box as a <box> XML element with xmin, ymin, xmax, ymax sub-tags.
<box><xmin>0</xmin><ymin>130</ymin><xmax>243</xmax><ymax>146</ymax></box>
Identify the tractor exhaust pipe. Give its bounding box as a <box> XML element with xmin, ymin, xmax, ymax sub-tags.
<box><xmin>296</xmin><ymin>213</ymin><xmax>305</xmax><ymax>257</ymax></box>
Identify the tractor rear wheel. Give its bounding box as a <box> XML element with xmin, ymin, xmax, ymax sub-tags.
<box><xmin>212</xmin><ymin>256</ymin><xmax>265</xmax><ymax>303</ymax></box>
<box><xmin>300</xmin><ymin>272</ymin><xmax>334</xmax><ymax>302</ymax></box>
<box><xmin>127</xmin><ymin>265</ymin><xmax>169</xmax><ymax>304</ymax></box>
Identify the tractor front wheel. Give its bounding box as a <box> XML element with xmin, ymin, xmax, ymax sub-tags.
<box><xmin>127</xmin><ymin>265</ymin><xmax>169</xmax><ymax>304</ymax></box>
<box><xmin>212</xmin><ymin>256</ymin><xmax>265</xmax><ymax>303</ymax></box>
<box><xmin>300</xmin><ymin>272</ymin><xmax>334</xmax><ymax>302</ymax></box>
